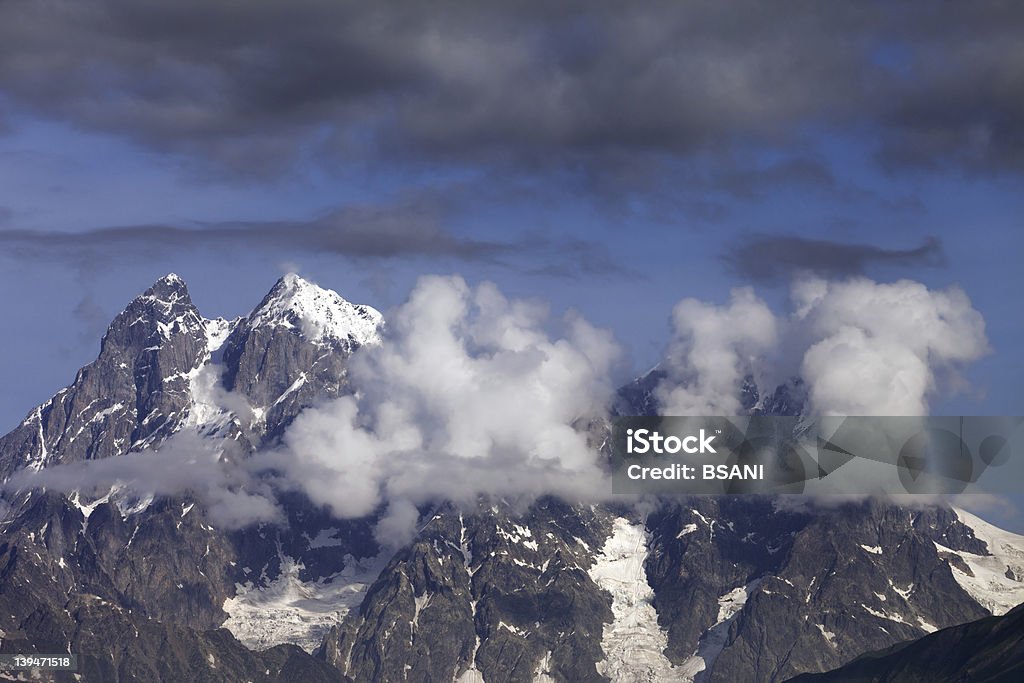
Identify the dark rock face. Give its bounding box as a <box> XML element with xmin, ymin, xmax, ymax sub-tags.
<box><xmin>0</xmin><ymin>588</ymin><xmax>347</xmax><ymax>683</ymax></box>
<box><xmin>327</xmin><ymin>500</ymin><xmax>613</xmax><ymax>683</ymax></box>
<box><xmin>645</xmin><ymin>497</ymin><xmax>810</xmax><ymax>665</ymax></box>
<box><xmin>615</xmin><ymin>367</ymin><xmax>666</xmax><ymax>417</ymax></box>
<box><xmin>227</xmin><ymin>489</ymin><xmax>379</xmax><ymax>588</ymax></box>
<box><xmin>221</xmin><ymin>320</ymin><xmax>338</xmax><ymax>440</ymax></box>
<box><xmin>0</xmin><ymin>488</ymin><xmax>237</xmax><ymax>631</ymax></box>
<box><xmin>788</xmin><ymin>602</ymin><xmax>1024</xmax><ymax>683</ymax></box>
<box><xmin>325</xmin><ymin>496</ymin><xmax>997</xmax><ymax>683</ymax></box>
<box><xmin>0</xmin><ymin>485</ymin><xmax>372</xmax><ymax>681</ymax></box>
<box><xmin>0</xmin><ymin>489</ymin><xmax>339</xmax><ymax>682</ymax></box>
<box><xmin>653</xmin><ymin>500</ymin><xmax>989</xmax><ymax>682</ymax></box>
<box><xmin>0</xmin><ymin>274</ymin><xmax>210</xmax><ymax>481</ymax></box>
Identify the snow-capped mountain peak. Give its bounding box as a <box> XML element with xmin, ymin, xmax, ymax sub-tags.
<box><xmin>100</xmin><ymin>273</ymin><xmax>206</xmax><ymax>352</ymax></box>
<box><xmin>157</xmin><ymin>271</ymin><xmax>185</xmax><ymax>286</ymax></box>
<box><xmin>244</xmin><ymin>273</ymin><xmax>382</xmax><ymax>347</ymax></box>
<box><xmin>141</xmin><ymin>271</ymin><xmax>191</xmax><ymax>305</ymax></box>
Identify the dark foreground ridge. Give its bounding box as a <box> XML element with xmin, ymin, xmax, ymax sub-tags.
<box><xmin>789</xmin><ymin>602</ymin><xmax>1024</xmax><ymax>683</ymax></box>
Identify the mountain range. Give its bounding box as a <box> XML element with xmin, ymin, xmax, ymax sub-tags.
<box><xmin>1</xmin><ymin>274</ymin><xmax>1021</xmax><ymax>682</ymax></box>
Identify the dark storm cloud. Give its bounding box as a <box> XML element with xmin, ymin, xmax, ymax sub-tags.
<box><xmin>724</xmin><ymin>234</ymin><xmax>944</xmax><ymax>283</ymax></box>
<box><xmin>0</xmin><ymin>1</ymin><xmax>1021</xmax><ymax>179</ymax></box>
<box><xmin>0</xmin><ymin>196</ymin><xmax>628</xmax><ymax>278</ymax></box>
<box><xmin>0</xmin><ymin>201</ymin><xmax>504</xmax><ymax>261</ymax></box>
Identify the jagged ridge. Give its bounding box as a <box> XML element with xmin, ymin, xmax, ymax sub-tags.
<box><xmin>0</xmin><ymin>274</ymin><xmax>1022</xmax><ymax>683</ymax></box>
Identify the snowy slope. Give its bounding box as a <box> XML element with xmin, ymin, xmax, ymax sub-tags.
<box><xmin>245</xmin><ymin>273</ymin><xmax>382</xmax><ymax>346</ymax></box>
<box><xmin>222</xmin><ymin>555</ymin><xmax>383</xmax><ymax>653</ymax></box>
<box><xmin>934</xmin><ymin>508</ymin><xmax>1024</xmax><ymax>615</ymax></box>
<box><xmin>183</xmin><ymin>316</ymin><xmax>241</xmax><ymax>433</ymax></box>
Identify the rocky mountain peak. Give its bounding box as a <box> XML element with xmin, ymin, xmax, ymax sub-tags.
<box><xmin>244</xmin><ymin>273</ymin><xmax>382</xmax><ymax>347</ymax></box>
<box><xmin>100</xmin><ymin>273</ymin><xmax>204</xmax><ymax>353</ymax></box>
<box><xmin>214</xmin><ymin>275</ymin><xmax>382</xmax><ymax>443</ymax></box>
<box><xmin>132</xmin><ymin>272</ymin><xmax>195</xmax><ymax>319</ymax></box>
<box><xmin>0</xmin><ymin>274</ymin><xmax>212</xmax><ymax>477</ymax></box>
<box><xmin>147</xmin><ymin>271</ymin><xmax>188</xmax><ymax>297</ymax></box>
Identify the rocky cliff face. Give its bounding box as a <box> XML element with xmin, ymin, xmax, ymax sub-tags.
<box><xmin>0</xmin><ymin>273</ymin><xmax>382</xmax><ymax>680</ymax></box>
<box><xmin>0</xmin><ymin>273</ymin><xmax>1021</xmax><ymax>682</ymax></box>
<box><xmin>322</xmin><ymin>500</ymin><xmax>613</xmax><ymax>683</ymax></box>
<box><xmin>0</xmin><ymin>274</ymin><xmax>211</xmax><ymax>480</ymax></box>
<box><xmin>320</xmin><ymin>495</ymin><xmax>1007</xmax><ymax>683</ymax></box>
<box><xmin>644</xmin><ymin>499</ymin><xmax>990</xmax><ymax>682</ymax></box>
<box><xmin>221</xmin><ymin>272</ymin><xmax>382</xmax><ymax>444</ymax></box>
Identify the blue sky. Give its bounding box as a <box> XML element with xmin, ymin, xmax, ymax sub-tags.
<box><xmin>0</xmin><ymin>3</ymin><xmax>1022</xmax><ymax>524</ymax></box>
<box><xmin>2</xmin><ymin>120</ymin><xmax>1019</xmax><ymax>429</ymax></box>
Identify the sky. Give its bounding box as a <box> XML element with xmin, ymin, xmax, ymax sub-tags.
<box><xmin>0</xmin><ymin>2</ymin><xmax>1021</xmax><ymax>437</ymax></box>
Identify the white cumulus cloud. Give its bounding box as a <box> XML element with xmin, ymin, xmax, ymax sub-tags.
<box><xmin>257</xmin><ymin>275</ymin><xmax>622</xmax><ymax>546</ymax></box>
<box><xmin>656</xmin><ymin>287</ymin><xmax>778</xmax><ymax>415</ymax></box>
<box><xmin>795</xmin><ymin>277</ymin><xmax>989</xmax><ymax>415</ymax></box>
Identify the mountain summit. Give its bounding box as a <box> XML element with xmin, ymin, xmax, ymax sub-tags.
<box><xmin>244</xmin><ymin>273</ymin><xmax>382</xmax><ymax>348</ymax></box>
<box><xmin>219</xmin><ymin>274</ymin><xmax>382</xmax><ymax>439</ymax></box>
<box><xmin>0</xmin><ymin>272</ymin><xmax>383</xmax><ymax>479</ymax></box>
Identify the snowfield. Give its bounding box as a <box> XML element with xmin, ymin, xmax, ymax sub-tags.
<box><xmin>933</xmin><ymin>508</ymin><xmax>1024</xmax><ymax>615</ymax></box>
<box><xmin>588</xmin><ymin>517</ymin><xmax>681</xmax><ymax>682</ymax></box>
<box><xmin>222</xmin><ymin>555</ymin><xmax>382</xmax><ymax>653</ymax></box>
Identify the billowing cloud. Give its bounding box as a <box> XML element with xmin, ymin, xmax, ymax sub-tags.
<box><xmin>654</xmin><ymin>277</ymin><xmax>988</xmax><ymax>417</ymax></box>
<box><xmin>256</xmin><ymin>275</ymin><xmax>622</xmax><ymax>546</ymax></box>
<box><xmin>656</xmin><ymin>288</ymin><xmax>778</xmax><ymax>415</ymax></box>
<box><xmin>794</xmin><ymin>277</ymin><xmax>990</xmax><ymax>415</ymax></box>
<box><xmin>5</xmin><ymin>431</ymin><xmax>281</xmax><ymax>529</ymax></box>
<box><xmin>3</xmin><ymin>274</ymin><xmax>992</xmax><ymax>540</ymax></box>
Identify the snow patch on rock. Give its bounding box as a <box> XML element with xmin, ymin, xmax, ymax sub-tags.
<box><xmin>679</xmin><ymin>578</ymin><xmax>762</xmax><ymax>681</ymax></box>
<box><xmin>222</xmin><ymin>554</ymin><xmax>381</xmax><ymax>652</ymax></box>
